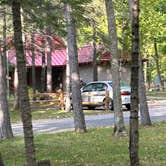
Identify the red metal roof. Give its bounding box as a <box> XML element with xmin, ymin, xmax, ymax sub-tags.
<box><xmin>8</xmin><ymin>44</ymin><xmax>111</xmax><ymax>67</ymax></box>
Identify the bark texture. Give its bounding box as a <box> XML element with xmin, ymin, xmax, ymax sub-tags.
<box><xmin>46</xmin><ymin>27</ymin><xmax>52</xmax><ymax>93</ymax></box>
<box><xmin>129</xmin><ymin>0</ymin><xmax>139</xmax><ymax>165</ymax></box>
<box><xmin>13</xmin><ymin>66</ymin><xmax>19</xmax><ymax>110</ymax></box>
<box><xmin>65</xmin><ymin>48</ymin><xmax>71</xmax><ymax>112</ymax></box>
<box><xmin>139</xmin><ymin>56</ymin><xmax>151</xmax><ymax>126</ymax></box>
<box><xmin>65</xmin><ymin>3</ymin><xmax>86</xmax><ymax>132</ymax></box>
<box><xmin>41</xmin><ymin>35</ymin><xmax>46</xmax><ymax>93</ymax></box>
<box><xmin>11</xmin><ymin>1</ymin><xmax>36</xmax><ymax>165</ymax></box>
<box><xmin>31</xmin><ymin>33</ymin><xmax>36</xmax><ymax>98</ymax></box>
<box><xmin>92</xmin><ymin>22</ymin><xmax>98</xmax><ymax>81</ymax></box>
<box><xmin>0</xmin><ymin>153</ymin><xmax>4</xmax><ymax>166</ymax></box>
<box><xmin>154</xmin><ymin>38</ymin><xmax>164</xmax><ymax>89</ymax></box>
<box><xmin>105</xmin><ymin>0</ymin><xmax>126</xmax><ymax>136</ymax></box>
<box><xmin>0</xmin><ymin>47</ymin><xmax>13</xmax><ymax>139</ymax></box>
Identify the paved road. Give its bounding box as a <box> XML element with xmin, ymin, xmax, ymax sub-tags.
<box><xmin>12</xmin><ymin>100</ymin><xmax>166</xmax><ymax>136</ymax></box>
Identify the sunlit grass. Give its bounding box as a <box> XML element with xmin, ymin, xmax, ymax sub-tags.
<box><xmin>10</xmin><ymin>104</ymin><xmax>111</xmax><ymax>123</ymax></box>
<box><xmin>0</xmin><ymin>121</ymin><xmax>166</xmax><ymax>166</ymax></box>
<box><xmin>146</xmin><ymin>91</ymin><xmax>166</xmax><ymax>98</ymax></box>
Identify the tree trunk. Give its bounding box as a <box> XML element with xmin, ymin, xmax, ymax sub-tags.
<box><xmin>46</xmin><ymin>27</ymin><xmax>52</xmax><ymax>93</ymax></box>
<box><xmin>0</xmin><ymin>153</ymin><xmax>4</xmax><ymax>166</ymax></box>
<box><xmin>139</xmin><ymin>55</ymin><xmax>151</xmax><ymax>126</ymax></box>
<box><xmin>65</xmin><ymin>3</ymin><xmax>86</xmax><ymax>132</ymax></box>
<box><xmin>65</xmin><ymin>48</ymin><xmax>71</xmax><ymax>112</ymax></box>
<box><xmin>0</xmin><ymin>5</ymin><xmax>13</xmax><ymax>139</ymax></box>
<box><xmin>13</xmin><ymin>66</ymin><xmax>19</xmax><ymax>110</ymax></box>
<box><xmin>129</xmin><ymin>0</ymin><xmax>139</xmax><ymax>165</ymax></box>
<box><xmin>2</xmin><ymin>6</ymin><xmax>9</xmax><ymax>99</ymax></box>
<box><xmin>31</xmin><ymin>33</ymin><xmax>36</xmax><ymax>98</ymax></box>
<box><xmin>105</xmin><ymin>0</ymin><xmax>126</xmax><ymax>136</ymax></box>
<box><xmin>0</xmin><ymin>45</ymin><xmax>13</xmax><ymax>139</ymax></box>
<box><xmin>11</xmin><ymin>1</ymin><xmax>36</xmax><ymax>166</ymax></box>
<box><xmin>146</xmin><ymin>54</ymin><xmax>152</xmax><ymax>89</ymax></box>
<box><xmin>92</xmin><ymin>21</ymin><xmax>98</xmax><ymax>81</ymax></box>
<box><xmin>41</xmin><ymin>35</ymin><xmax>46</xmax><ymax>93</ymax></box>
<box><xmin>154</xmin><ymin>38</ymin><xmax>163</xmax><ymax>90</ymax></box>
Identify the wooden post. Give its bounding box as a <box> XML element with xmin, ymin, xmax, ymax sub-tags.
<box><xmin>105</xmin><ymin>87</ymin><xmax>110</xmax><ymax>110</ymax></box>
<box><xmin>57</xmin><ymin>88</ymin><xmax>64</xmax><ymax>111</ymax></box>
<box><xmin>37</xmin><ymin>160</ymin><xmax>51</xmax><ymax>166</ymax></box>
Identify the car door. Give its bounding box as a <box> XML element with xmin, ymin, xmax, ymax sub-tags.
<box><xmin>81</xmin><ymin>82</ymin><xmax>107</xmax><ymax>105</ymax></box>
<box><xmin>81</xmin><ymin>83</ymin><xmax>96</xmax><ymax>105</ymax></box>
<box><xmin>93</xmin><ymin>83</ymin><xmax>107</xmax><ymax>104</ymax></box>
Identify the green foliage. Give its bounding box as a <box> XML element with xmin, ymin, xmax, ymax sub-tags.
<box><xmin>139</xmin><ymin>0</ymin><xmax>166</xmax><ymax>80</ymax></box>
<box><xmin>77</xmin><ymin>0</ymin><xmax>108</xmax><ymax>46</ymax></box>
<box><xmin>1</xmin><ymin>0</ymin><xmax>165</xmax><ymax>83</ymax></box>
<box><xmin>0</xmin><ymin>121</ymin><xmax>166</xmax><ymax>165</ymax></box>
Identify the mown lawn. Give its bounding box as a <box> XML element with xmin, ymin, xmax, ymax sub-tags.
<box><xmin>9</xmin><ymin>101</ymin><xmax>113</xmax><ymax>123</ymax></box>
<box><xmin>1</xmin><ymin>121</ymin><xmax>166</xmax><ymax>166</ymax></box>
<box><xmin>146</xmin><ymin>91</ymin><xmax>166</xmax><ymax>98</ymax></box>
<box><xmin>10</xmin><ymin>109</ymin><xmax>112</xmax><ymax>123</ymax></box>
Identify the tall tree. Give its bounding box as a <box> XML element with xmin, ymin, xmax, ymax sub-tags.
<box><xmin>0</xmin><ymin>152</ymin><xmax>4</xmax><ymax>166</ymax></box>
<box><xmin>2</xmin><ymin>5</ymin><xmax>10</xmax><ymax>98</ymax></box>
<box><xmin>128</xmin><ymin>0</ymin><xmax>151</xmax><ymax>126</ymax></box>
<box><xmin>11</xmin><ymin>1</ymin><xmax>36</xmax><ymax>166</ymax></box>
<box><xmin>129</xmin><ymin>0</ymin><xmax>139</xmax><ymax>165</ymax></box>
<box><xmin>138</xmin><ymin>55</ymin><xmax>151</xmax><ymax>126</ymax></box>
<box><xmin>105</xmin><ymin>0</ymin><xmax>126</xmax><ymax>136</ymax></box>
<box><xmin>0</xmin><ymin>48</ymin><xmax>13</xmax><ymax>139</ymax></box>
<box><xmin>46</xmin><ymin>28</ymin><xmax>52</xmax><ymax>93</ymax></box>
<box><xmin>154</xmin><ymin>38</ymin><xmax>163</xmax><ymax>89</ymax></box>
<box><xmin>65</xmin><ymin>47</ymin><xmax>71</xmax><ymax>112</ymax></box>
<box><xmin>0</xmin><ymin>6</ymin><xmax>13</xmax><ymax>139</ymax></box>
<box><xmin>13</xmin><ymin>65</ymin><xmax>19</xmax><ymax>110</ymax></box>
<box><xmin>31</xmin><ymin>33</ymin><xmax>36</xmax><ymax>98</ymax></box>
<box><xmin>65</xmin><ymin>2</ymin><xmax>86</xmax><ymax>132</ymax></box>
<box><xmin>41</xmin><ymin>34</ymin><xmax>46</xmax><ymax>93</ymax></box>
<box><xmin>92</xmin><ymin>20</ymin><xmax>98</xmax><ymax>81</ymax></box>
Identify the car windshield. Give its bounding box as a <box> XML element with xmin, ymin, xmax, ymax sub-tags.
<box><xmin>108</xmin><ymin>82</ymin><xmax>112</xmax><ymax>87</ymax></box>
<box><xmin>108</xmin><ymin>81</ymin><xmax>130</xmax><ymax>87</ymax></box>
<box><xmin>120</xmin><ymin>81</ymin><xmax>130</xmax><ymax>87</ymax></box>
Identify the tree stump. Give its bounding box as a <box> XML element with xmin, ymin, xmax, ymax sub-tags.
<box><xmin>37</xmin><ymin>160</ymin><xmax>51</xmax><ymax>166</ymax></box>
<box><xmin>0</xmin><ymin>153</ymin><xmax>4</xmax><ymax>166</ymax></box>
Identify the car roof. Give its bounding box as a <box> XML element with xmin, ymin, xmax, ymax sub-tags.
<box><xmin>86</xmin><ymin>81</ymin><xmax>112</xmax><ymax>84</ymax></box>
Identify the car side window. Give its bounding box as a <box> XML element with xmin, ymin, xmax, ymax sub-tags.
<box><xmin>95</xmin><ymin>83</ymin><xmax>107</xmax><ymax>91</ymax></box>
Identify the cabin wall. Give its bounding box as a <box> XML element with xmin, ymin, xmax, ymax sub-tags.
<box><xmin>62</xmin><ymin>63</ymin><xmax>131</xmax><ymax>90</ymax></box>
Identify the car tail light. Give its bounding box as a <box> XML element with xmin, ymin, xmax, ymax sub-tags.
<box><xmin>121</xmin><ymin>91</ymin><xmax>130</xmax><ymax>95</ymax></box>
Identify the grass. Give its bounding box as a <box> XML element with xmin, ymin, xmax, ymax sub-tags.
<box><xmin>10</xmin><ymin>104</ymin><xmax>112</xmax><ymax>123</ymax></box>
<box><xmin>146</xmin><ymin>90</ymin><xmax>166</xmax><ymax>98</ymax></box>
<box><xmin>0</xmin><ymin>121</ymin><xmax>166</xmax><ymax>166</ymax></box>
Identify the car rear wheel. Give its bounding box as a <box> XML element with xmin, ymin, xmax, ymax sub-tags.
<box><xmin>125</xmin><ymin>104</ymin><xmax>131</xmax><ymax>110</ymax></box>
<box><xmin>87</xmin><ymin>106</ymin><xmax>96</xmax><ymax>110</ymax></box>
<box><xmin>110</xmin><ymin>99</ymin><xmax>113</xmax><ymax>110</ymax></box>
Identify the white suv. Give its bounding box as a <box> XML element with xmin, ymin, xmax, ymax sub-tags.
<box><xmin>81</xmin><ymin>81</ymin><xmax>131</xmax><ymax>110</ymax></box>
